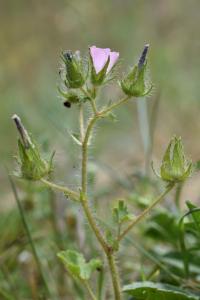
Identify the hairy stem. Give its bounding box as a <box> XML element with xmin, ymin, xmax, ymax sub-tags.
<box><xmin>100</xmin><ymin>96</ymin><xmax>130</xmax><ymax>115</ymax></box>
<box><xmin>106</xmin><ymin>254</ymin><xmax>122</xmax><ymax>300</ymax></box>
<box><xmin>80</xmin><ymin>114</ymin><xmax>108</xmax><ymax>252</ymax></box>
<box><xmin>81</xmin><ymin>110</ymin><xmax>122</xmax><ymax>300</ymax></box>
<box><xmin>80</xmin><ymin>86</ymin><xmax>98</xmax><ymax>115</ymax></box>
<box><xmin>40</xmin><ymin>178</ymin><xmax>79</xmax><ymax>201</ymax></box>
<box><xmin>118</xmin><ymin>183</ymin><xmax>175</xmax><ymax>242</ymax></box>
<box><xmin>81</xmin><ymin>116</ymin><xmax>99</xmax><ymax>194</ymax></box>
<box><xmin>175</xmin><ymin>182</ymin><xmax>183</xmax><ymax>209</ymax></box>
<box><xmin>79</xmin><ymin>95</ymin><xmax>135</xmax><ymax>300</ymax></box>
<box><xmin>79</xmin><ymin>104</ymin><xmax>85</xmax><ymax>142</ymax></box>
<box><xmin>90</xmin><ymin>99</ymin><xmax>98</xmax><ymax>115</ymax></box>
<box><xmin>80</xmin><ymin>193</ymin><xmax>108</xmax><ymax>253</ymax></box>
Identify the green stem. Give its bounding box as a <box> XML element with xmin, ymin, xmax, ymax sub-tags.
<box><xmin>83</xmin><ymin>280</ymin><xmax>97</xmax><ymax>300</ymax></box>
<box><xmin>100</xmin><ymin>96</ymin><xmax>130</xmax><ymax>115</ymax></box>
<box><xmin>81</xmin><ymin>113</ymin><xmax>122</xmax><ymax>300</ymax></box>
<box><xmin>79</xmin><ymin>103</ymin><xmax>85</xmax><ymax>142</ymax></box>
<box><xmin>106</xmin><ymin>254</ymin><xmax>122</xmax><ymax>300</ymax></box>
<box><xmin>178</xmin><ymin>208</ymin><xmax>200</xmax><ymax>278</ymax></box>
<box><xmin>82</xmin><ymin>116</ymin><xmax>99</xmax><ymax>195</ymax></box>
<box><xmin>80</xmin><ymin>95</ymin><xmax>133</xmax><ymax>299</ymax></box>
<box><xmin>80</xmin><ymin>86</ymin><xmax>98</xmax><ymax>115</ymax></box>
<box><xmin>97</xmin><ymin>267</ymin><xmax>104</xmax><ymax>300</ymax></box>
<box><xmin>8</xmin><ymin>175</ymin><xmax>51</xmax><ymax>298</ymax></box>
<box><xmin>175</xmin><ymin>182</ymin><xmax>183</xmax><ymax>209</ymax></box>
<box><xmin>179</xmin><ymin>220</ymin><xmax>189</xmax><ymax>277</ymax></box>
<box><xmin>90</xmin><ymin>99</ymin><xmax>98</xmax><ymax>115</ymax></box>
<box><xmin>40</xmin><ymin>178</ymin><xmax>79</xmax><ymax>201</ymax></box>
<box><xmin>80</xmin><ymin>193</ymin><xmax>108</xmax><ymax>253</ymax></box>
<box><xmin>118</xmin><ymin>183</ymin><xmax>175</xmax><ymax>242</ymax></box>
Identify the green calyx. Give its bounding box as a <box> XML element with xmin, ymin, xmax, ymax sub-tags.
<box><xmin>17</xmin><ymin>138</ymin><xmax>53</xmax><ymax>181</ymax></box>
<box><xmin>152</xmin><ymin>136</ymin><xmax>193</xmax><ymax>183</ymax></box>
<box><xmin>62</xmin><ymin>50</ymin><xmax>86</xmax><ymax>89</ymax></box>
<box><xmin>13</xmin><ymin>115</ymin><xmax>53</xmax><ymax>180</ymax></box>
<box><xmin>120</xmin><ymin>62</ymin><xmax>152</xmax><ymax>97</ymax></box>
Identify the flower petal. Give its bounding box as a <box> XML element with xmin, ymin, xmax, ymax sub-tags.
<box><xmin>90</xmin><ymin>46</ymin><xmax>110</xmax><ymax>74</ymax></box>
<box><xmin>107</xmin><ymin>51</ymin><xmax>119</xmax><ymax>73</ymax></box>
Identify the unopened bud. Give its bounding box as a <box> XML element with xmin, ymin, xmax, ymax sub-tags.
<box><xmin>152</xmin><ymin>136</ymin><xmax>193</xmax><ymax>183</ymax></box>
<box><xmin>12</xmin><ymin>115</ymin><xmax>54</xmax><ymax>180</ymax></box>
<box><xmin>120</xmin><ymin>44</ymin><xmax>152</xmax><ymax>97</ymax></box>
<box><xmin>62</xmin><ymin>50</ymin><xmax>86</xmax><ymax>89</ymax></box>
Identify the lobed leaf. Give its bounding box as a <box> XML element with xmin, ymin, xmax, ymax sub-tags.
<box><xmin>57</xmin><ymin>250</ymin><xmax>102</xmax><ymax>281</ymax></box>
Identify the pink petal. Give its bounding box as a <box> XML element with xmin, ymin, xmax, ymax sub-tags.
<box><xmin>107</xmin><ymin>51</ymin><xmax>119</xmax><ymax>73</ymax></box>
<box><xmin>90</xmin><ymin>46</ymin><xmax>110</xmax><ymax>74</ymax></box>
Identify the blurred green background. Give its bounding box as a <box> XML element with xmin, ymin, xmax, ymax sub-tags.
<box><xmin>1</xmin><ymin>0</ymin><xmax>200</xmax><ymax>199</ymax></box>
<box><xmin>1</xmin><ymin>1</ymin><xmax>200</xmax><ymax>299</ymax></box>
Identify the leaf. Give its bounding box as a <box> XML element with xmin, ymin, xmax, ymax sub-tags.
<box><xmin>161</xmin><ymin>255</ymin><xmax>200</xmax><ymax>276</ymax></box>
<box><xmin>123</xmin><ymin>281</ymin><xmax>199</xmax><ymax>300</ymax></box>
<box><xmin>106</xmin><ymin>112</ymin><xmax>117</xmax><ymax>122</ymax></box>
<box><xmin>144</xmin><ymin>210</ymin><xmax>180</xmax><ymax>244</ymax></box>
<box><xmin>69</xmin><ymin>131</ymin><xmax>82</xmax><ymax>146</ymax></box>
<box><xmin>186</xmin><ymin>201</ymin><xmax>200</xmax><ymax>232</ymax></box>
<box><xmin>57</xmin><ymin>250</ymin><xmax>102</xmax><ymax>281</ymax></box>
<box><xmin>113</xmin><ymin>200</ymin><xmax>134</xmax><ymax>225</ymax></box>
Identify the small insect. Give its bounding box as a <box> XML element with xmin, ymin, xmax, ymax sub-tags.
<box><xmin>63</xmin><ymin>101</ymin><xmax>71</xmax><ymax>108</ymax></box>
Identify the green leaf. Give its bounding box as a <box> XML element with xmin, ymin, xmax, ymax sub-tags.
<box><xmin>186</xmin><ymin>201</ymin><xmax>200</xmax><ymax>232</ymax></box>
<box><xmin>123</xmin><ymin>281</ymin><xmax>199</xmax><ymax>300</ymax></box>
<box><xmin>113</xmin><ymin>200</ymin><xmax>134</xmax><ymax>225</ymax></box>
<box><xmin>144</xmin><ymin>210</ymin><xmax>180</xmax><ymax>244</ymax></box>
<box><xmin>57</xmin><ymin>250</ymin><xmax>102</xmax><ymax>281</ymax></box>
<box><xmin>69</xmin><ymin>131</ymin><xmax>82</xmax><ymax>146</ymax></box>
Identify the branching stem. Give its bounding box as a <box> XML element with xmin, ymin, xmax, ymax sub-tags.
<box><xmin>80</xmin><ymin>86</ymin><xmax>98</xmax><ymax>115</ymax></box>
<box><xmin>40</xmin><ymin>178</ymin><xmax>79</xmax><ymax>202</ymax></box>
<box><xmin>100</xmin><ymin>96</ymin><xmax>130</xmax><ymax>115</ymax></box>
<box><xmin>80</xmin><ymin>95</ymin><xmax>132</xmax><ymax>300</ymax></box>
<box><xmin>118</xmin><ymin>183</ymin><xmax>175</xmax><ymax>242</ymax></box>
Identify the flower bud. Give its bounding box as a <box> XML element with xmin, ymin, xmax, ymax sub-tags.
<box><xmin>12</xmin><ymin>115</ymin><xmax>53</xmax><ymax>180</ymax></box>
<box><xmin>62</xmin><ymin>50</ymin><xmax>86</xmax><ymax>89</ymax></box>
<box><xmin>152</xmin><ymin>136</ymin><xmax>193</xmax><ymax>183</ymax></box>
<box><xmin>120</xmin><ymin>44</ymin><xmax>152</xmax><ymax>97</ymax></box>
<box><xmin>89</xmin><ymin>46</ymin><xmax>119</xmax><ymax>85</ymax></box>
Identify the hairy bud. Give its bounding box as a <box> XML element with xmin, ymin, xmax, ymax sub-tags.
<box><xmin>152</xmin><ymin>136</ymin><xmax>193</xmax><ymax>183</ymax></box>
<box><xmin>12</xmin><ymin>114</ymin><xmax>53</xmax><ymax>180</ymax></box>
<box><xmin>120</xmin><ymin>44</ymin><xmax>152</xmax><ymax>97</ymax></box>
<box><xmin>62</xmin><ymin>50</ymin><xmax>86</xmax><ymax>89</ymax></box>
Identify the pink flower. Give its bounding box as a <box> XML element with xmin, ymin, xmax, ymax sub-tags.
<box><xmin>89</xmin><ymin>46</ymin><xmax>119</xmax><ymax>75</ymax></box>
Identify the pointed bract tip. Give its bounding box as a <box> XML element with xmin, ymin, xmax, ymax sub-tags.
<box><xmin>138</xmin><ymin>44</ymin><xmax>150</xmax><ymax>69</ymax></box>
<box><xmin>12</xmin><ymin>114</ymin><xmax>20</xmax><ymax>121</ymax></box>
